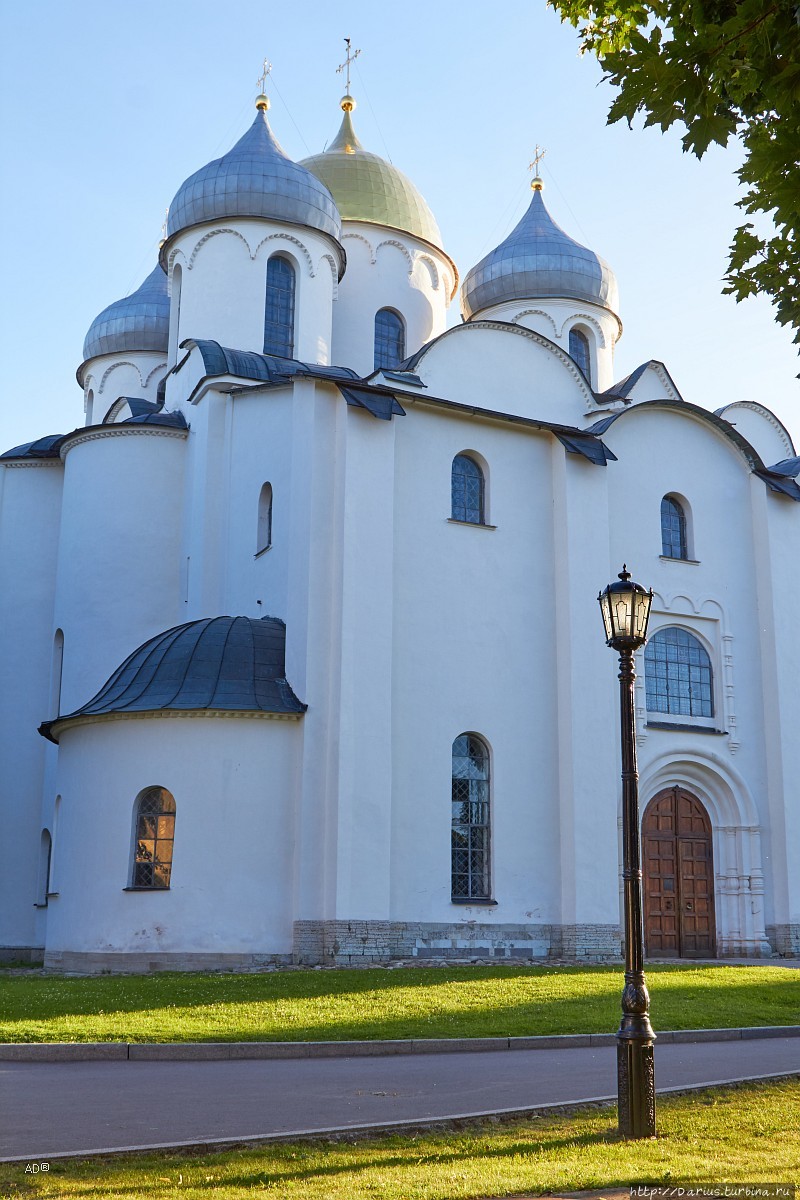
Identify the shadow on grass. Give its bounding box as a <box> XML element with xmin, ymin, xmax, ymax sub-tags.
<box><xmin>0</xmin><ymin>966</ymin><xmax>797</xmax><ymax>1044</ymax></box>
<box><xmin>33</xmin><ymin>1124</ymin><xmax>626</xmax><ymax>1198</ymax></box>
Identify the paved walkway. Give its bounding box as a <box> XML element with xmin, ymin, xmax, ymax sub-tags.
<box><xmin>2</xmin><ymin>1034</ymin><xmax>799</xmax><ymax>1161</ymax></box>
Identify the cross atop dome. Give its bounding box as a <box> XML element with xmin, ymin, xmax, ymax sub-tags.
<box><xmin>529</xmin><ymin>144</ymin><xmax>546</xmax><ymax>191</ymax></box>
<box><xmin>337</xmin><ymin>37</ymin><xmax>361</xmax><ymax>100</ymax></box>
<box><xmin>256</xmin><ymin>56</ymin><xmax>273</xmax><ymax>111</ymax></box>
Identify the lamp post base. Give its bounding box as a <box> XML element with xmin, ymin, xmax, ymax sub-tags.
<box><xmin>617</xmin><ymin>1036</ymin><xmax>656</xmax><ymax>1138</ymax></box>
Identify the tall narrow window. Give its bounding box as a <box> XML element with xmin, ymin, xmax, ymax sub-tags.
<box><xmin>131</xmin><ymin>787</ymin><xmax>176</xmax><ymax>889</ymax></box>
<box><xmin>51</xmin><ymin>630</ymin><xmax>64</xmax><ymax>716</ymax></box>
<box><xmin>569</xmin><ymin>328</ymin><xmax>591</xmax><ymax>383</ymax></box>
<box><xmin>256</xmin><ymin>482</ymin><xmax>273</xmax><ymax>554</ymax></box>
<box><xmin>264</xmin><ymin>256</ymin><xmax>296</xmax><ymax>357</ymax></box>
<box><xmin>661</xmin><ymin>495</ymin><xmax>688</xmax><ymax>559</ymax></box>
<box><xmin>451</xmin><ymin>454</ymin><xmax>485</xmax><ymax>524</ymax></box>
<box><xmin>36</xmin><ymin>830</ymin><xmax>52</xmax><ymax>905</ymax></box>
<box><xmin>374</xmin><ymin>309</ymin><xmax>406</xmax><ymax>371</ymax></box>
<box><xmin>168</xmin><ymin>263</ymin><xmax>183</xmax><ymax>365</ymax></box>
<box><xmin>451</xmin><ymin>734</ymin><xmax>491</xmax><ymax>900</ymax></box>
<box><xmin>645</xmin><ymin>627</ymin><xmax>714</xmax><ymax>719</ymax></box>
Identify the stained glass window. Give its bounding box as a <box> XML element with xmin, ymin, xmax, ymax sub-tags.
<box><xmin>451</xmin><ymin>734</ymin><xmax>491</xmax><ymax>900</ymax></box>
<box><xmin>661</xmin><ymin>496</ymin><xmax>687</xmax><ymax>559</ymax></box>
<box><xmin>374</xmin><ymin>309</ymin><xmax>406</xmax><ymax>370</ymax></box>
<box><xmin>569</xmin><ymin>328</ymin><xmax>591</xmax><ymax>383</ymax></box>
<box><xmin>264</xmin><ymin>256</ymin><xmax>295</xmax><ymax>357</ymax></box>
<box><xmin>132</xmin><ymin>787</ymin><xmax>176</xmax><ymax>888</ymax></box>
<box><xmin>451</xmin><ymin>454</ymin><xmax>484</xmax><ymax>524</ymax></box>
<box><xmin>645</xmin><ymin>627</ymin><xmax>714</xmax><ymax>719</ymax></box>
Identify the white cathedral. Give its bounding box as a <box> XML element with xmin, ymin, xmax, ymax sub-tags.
<box><xmin>1</xmin><ymin>77</ymin><xmax>798</xmax><ymax>973</ymax></box>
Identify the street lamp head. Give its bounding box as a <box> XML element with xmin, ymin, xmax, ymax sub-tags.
<box><xmin>598</xmin><ymin>565</ymin><xmax>653</xmax><ymax>651</ymax></box>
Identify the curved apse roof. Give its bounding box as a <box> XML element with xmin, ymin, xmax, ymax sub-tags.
<box><xmin>82</xmin><ymin>265</ymin><xmax>170</xmax><ymax>362</ymax></box>
<box><xmin>165</xmin><ymin>102</ymin><xmax>342</xmax><ymax>255</ymax></box>
<box><xmin>40</xmin><ymin>616</ymin><xmax>305</xmax><ymax>743</ymax></box>
<box><xmin>461</xmin><ymin>184</ymin><xmax>619</xmax><ymax>322</ymax></box>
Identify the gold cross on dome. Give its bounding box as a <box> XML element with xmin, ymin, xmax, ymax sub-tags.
<box><xmin>336</xmin><ymin>37</ymin><xmax>361</xmax><ymax>92</ymax></box>
<box><xmin>529</xmin><ymin>144</ymin><xmax>547</xmax><ymax>175</ymax></box>
<box><xmin>257</xmin><ymin>57</ymin><xmax>273</xmax><ymax>95</ymax></box>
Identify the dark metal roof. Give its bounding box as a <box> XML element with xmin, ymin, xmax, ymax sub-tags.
<box><xmin>766</xmin><ymin>456</ymin><xmax>800</xmax><ymax>478</ymax></box>
<box><xmin>122</xmin><ymin>409</ymin><xmax>188</xmax><ymax>429</ymax></box>
<box><xmin>599</xmin><ymin>360</ymin><xmax>684</xmax><ymax>403</ymax></box>
<box><xmin>183</xmin><ymin>339</ymin><xmax>360</xmax><ymax>387</ymax></box>
<box><xmin>1</xmin><ymin>434</ymin><xmax>64</xmax><ymax>461</ymax></box>
<box><xmin>39</xmin><ymin>615</ymin><xmax>305</xmax><ymax>743</ymax></box>
<box><xmin>340</xmin><ymin>385</ymin><xmax>405</xmax><ymax>420</ymax></box>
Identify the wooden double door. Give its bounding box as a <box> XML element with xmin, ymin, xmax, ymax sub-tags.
<box><xmin>643</xmin><ymin>787</ymin><xmax>716</xmax><ymax>958</ymax></box>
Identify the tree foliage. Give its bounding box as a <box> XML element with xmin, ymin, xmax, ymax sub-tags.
<box><xmin>550</xmin><ymin>0</ymin><xmax>800</xmax><ymax>344</ymax></box>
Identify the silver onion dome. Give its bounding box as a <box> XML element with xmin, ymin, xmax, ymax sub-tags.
<box><xmin>165</xmin><ymin>101</ymin><xmax>342</xmax><ymax>248</ymax></box>
<box><xmin>461</xmin><ymin>183</ymin><xmax>619</xmax><ymax>321</ymax></box>
<box><xmin>82</xmin><ymin>264</ymin><xmax>170</xmax><ymax>361</ymax></box>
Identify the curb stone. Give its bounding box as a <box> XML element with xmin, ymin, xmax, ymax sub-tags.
<box><xmin>1</xmin><ymin>1024</ymin><xmax>798</xmax><ymax>1062</ymax></box>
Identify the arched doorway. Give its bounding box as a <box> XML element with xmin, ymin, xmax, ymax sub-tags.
<box><xmin>643</xmin><ymin>787</ymin><xmax>716</xmax><ymax>958</ymax></box>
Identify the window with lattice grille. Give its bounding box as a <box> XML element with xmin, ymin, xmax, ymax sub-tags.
<box><xmin>451</xmin><ymin>734</ymin><xmax>491</xmax><ymax>900</ymax></box>
<box><xmin>132</xmin><ymin>787</ymin><xmax>176</xmax><ymax>889</ymax></box>
<box><xmin>569</xmin><ymin>328</ymin><xmax>591</xmax><ymax>383</ymax></box>
<box><xmin>374</xmin><ymin>308</ymin><xmax>405</xmax><ymax>370</ymax></box>
<box><xmin>645</xmin><ymin>627</ymin><xmax>714</xmax><ymax>718</ymax></box>
<box><xmin>451</xmin><ymin>455</ymin><xmax>485</xmax><ymax>524</ymax></box>
<box><xmin>264</xmin><ymin>256</ymin><xmax>295</xmax><ymax>357</ymax></box>
<box><xmin>660</xmin><ymin>496</ymin><xmax>688</xmax><ymax>559</ymax></box>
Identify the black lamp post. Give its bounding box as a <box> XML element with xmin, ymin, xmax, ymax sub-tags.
<box><xmin>598</xmin><ymin>565</ymin><xmax>656</xmax><ymax>1139</ymax></box>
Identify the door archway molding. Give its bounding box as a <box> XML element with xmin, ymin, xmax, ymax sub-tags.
<box><xmin>633</xmin><ymin>751</ymin><xmax>771</xmax><ymax>957</ymax></box>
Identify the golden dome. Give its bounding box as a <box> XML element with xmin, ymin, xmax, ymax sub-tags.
<box><xmin>300</xmin><ymin>98</ymin><xmax>445</xmax><ymax>254</ymax></box>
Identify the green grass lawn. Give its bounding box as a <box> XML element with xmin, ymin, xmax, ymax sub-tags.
<box><xmin>5</xmin><ymin>1079</ymin><xmax>798</xmax><ymax>1198</ymax></box>
<box><xmin>1</xmin><ymin>964</ymin><xmax>797</xmax><ymax>1044</ymax></box>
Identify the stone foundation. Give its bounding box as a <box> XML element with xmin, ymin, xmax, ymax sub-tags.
<box><xmin>0</xmin><ymin>946</ymin><xmax>44</xmax><ymax>965</ymax></box>
<box><xmin>43</xmin><ymin>950</ymin><xmax>293</xmax><ymax>974</ymax></box>
<box><xmin>766</xmin><ymin>924</ymin><xmax>800</xmax><ymax>957</ymax></box>
<box><xmin>292</xmin><ymin>920</ymin><xmax>622</xmax><ymax>965</ymax></box>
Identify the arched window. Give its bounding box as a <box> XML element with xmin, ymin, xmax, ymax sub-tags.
<box><xmin>451</xmin><ymin>734</ymin><xmax>491</xmax><ymax>900</ymax></box>
<box><xmin>131</xmin><ymin>787</ymin><xmax>176</xmax><ymax>889</ymax></box>
<box><xmin>645</xmin><ymin>627</ymin><xmax>714</xmax><ymax>719</ymax></box>
<box><xmin>168</xmin><ymin>263</ymin><xmax>182</xmax><ymax>365</ymax></box>
<box><xmin>256</xmin><ymin>482</ymin><xmax>273</xmax><ymax>555</ymax></box>
<box><xmin>569</xmin><ymin>328</ymin><xmax>591</xmax><ymax>383</ymax></box>
<box><xmin>36</xmin><ymin>829</ymin><xmax>52</xmax><ymax>905</ymax></box>
<box><xmin>374</xmin><ymin>308</ymin><xmax>406</xmax><ymax>371</ymax></box>
<box><xmin>51</xmin><ymin>629</ymin><xmax>64</xmax><ymax>716</ymax></box>
<box><xmin>264</xmin><ymin>256</ymin><xmax>296</xmax><ymax>358</ymax></box>
<box><xmin>661</xmin><ymin>495</ymin><xmax>688</xmax><ymax>559</ymax></box>
<box><xmin>451</xmin><ymin>454</ymin><xmax>485</xmax><ymax>524</ymax></box>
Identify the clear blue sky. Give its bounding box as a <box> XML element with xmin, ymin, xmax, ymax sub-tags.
<box><xmin>0</xmin><ymin>0</ymin><xmax>797</xmax><ymax>452</ymax></box>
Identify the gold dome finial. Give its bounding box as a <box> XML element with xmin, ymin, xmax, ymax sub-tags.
<box><xmin>256</xmin><ymin>57</ymin><xmax>272</xmax><ymax>111</ymax></box>
<box><xmin>337</xmin><ymin>37</ymin><xmax>361</xmax><ymax>96</ymax></box>
<box><xmin>340</xmin><ymin>94</ymin><xmax>356</xmax><ymax>113</ymax></box>
<box><xmin>529</xmin><ymin>144</ymin><xmax>546</xmax><ymax>190</ymax></box>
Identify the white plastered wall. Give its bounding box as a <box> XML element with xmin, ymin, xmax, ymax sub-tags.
<box><xmin>165</xmin><ymin>219</ymin><xmax>340</xmax><ymax>366</ymax></box>
<box><xmin>332</xmin><ymin>222</ymin><xmax>454</xmax><ymax>375</ymax></box>
<box><xmin>44</xmin><ymin>715</ymin><xmax>302</xmax><ymax>958</ymax></box>
<box><xmin>80</xmin><ymin>353</ymin><xmax>168</xmax><ymax>426</ymax></box>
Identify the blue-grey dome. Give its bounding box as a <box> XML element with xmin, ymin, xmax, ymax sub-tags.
<box><xmin>82</xmin><ymin>265</ymin><xmax>170</xmax><ymax>361</ymax></box>
<box><xmin>39</xmin><ymin>615</ymin><xmax>305</xmax><ymax>743</ymax></box>
<box><xmin>166</xmin><ymin>107</ymin><xmax>342</xmax><ymax>246</ymax></box>
<box><xmin>461</xmin><ymin>186</ymin><xmax>619</xmax><ymax>320</ymax></box>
